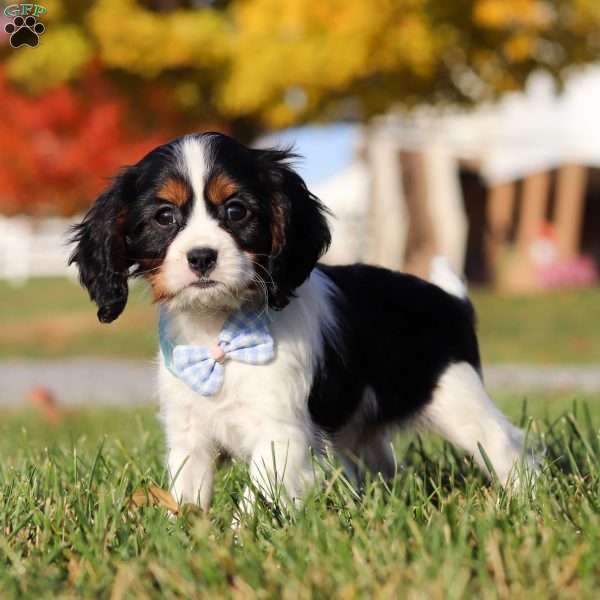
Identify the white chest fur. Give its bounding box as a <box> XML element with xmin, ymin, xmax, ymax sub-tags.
<box><xmin>158</xmin><ymin>269</ymin><xmax>339</xmax><ymax>461</ymax></box>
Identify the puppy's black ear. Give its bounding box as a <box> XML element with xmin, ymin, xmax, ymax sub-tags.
<box><xmin>259</xmin><ymin>149</ymin><xmax>331</xmax><ymax>309</ymax></box>
<box><xmin>69</xmin><ymin>171</ymin><xmax>135</xmax><ymax>323</ymax></box>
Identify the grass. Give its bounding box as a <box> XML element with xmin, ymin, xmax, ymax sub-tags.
<box><xmin>471</xmin><ymin>288</ymin><xmax>600</xmax><ymax>364</ymax></box>
<box><xmin>0</xmin><ymin>278</ymin><xmax>157</xmax><ymax>359</ymax></box>
<box><xmin>1</xmin><ymin>395</ymin><xmax>600</xmax><ymax>598</ymax></box>
<box><xmin>1</xmin><ymin>277</ymin><xmax>600</xmax><ymax>363</ymax></box>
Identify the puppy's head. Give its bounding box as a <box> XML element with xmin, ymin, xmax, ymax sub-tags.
<box><xmin>69</xmin><ymin>132</ymin><xmax>331</xmax><ymax>322</ymax></box>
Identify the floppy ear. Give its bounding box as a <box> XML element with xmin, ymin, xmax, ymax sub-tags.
<box><xmin>69</xmin><ymin>172</ymin><xmax>135</xmax><ymax>323</ymax></box>
<box><xmin>260</xmin><ymin>150</ymin><xmax>331</xmax><ymax>309</ymax></box>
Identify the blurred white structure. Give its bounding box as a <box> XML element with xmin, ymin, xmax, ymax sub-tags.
<box><xmin>0</xmin><ymin>217</ymin><xmax>76</xmax><ymax>283</ymax></box>
<box><xmin>311</xmin><ymin>160</ymin><xmax>371</xmax><ymax>265</ymax></box>
<box><xmin>367</xmin><ymin>65</ymin><xmax>600</xmax><ymax>287</ymax></box>
<box><xmin>365</xmin><ymin>126</ymin><xmax>468</xmax><ymax>276</ymax></box>
<box><xmin>381</xmin><ymin>66</ymin><xmax>600</xmax><ymax>183</ymax></box>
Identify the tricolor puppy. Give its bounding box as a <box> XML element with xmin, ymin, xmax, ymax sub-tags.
<box><xmin>70</xmin><ymin>132</ymin><xmax>533</xmax><ymax>511</ymax></box>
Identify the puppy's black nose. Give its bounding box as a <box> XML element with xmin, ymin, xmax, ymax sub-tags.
<box><xmin>187</xmin><ymin>247</ymin><xmax>218</xmax><ymax>276</ymax></box>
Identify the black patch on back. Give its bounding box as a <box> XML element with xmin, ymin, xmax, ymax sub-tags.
<box><xmin>308</xmin><ymin>264</ymin><xmax>481</xmax><ymax>433</ymax></box>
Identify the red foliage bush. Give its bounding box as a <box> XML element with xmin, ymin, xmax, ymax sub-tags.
<box><xmin>0</xmin><ymin>67</ymin><xmax>179</xmax><ymax>215</ymax></box>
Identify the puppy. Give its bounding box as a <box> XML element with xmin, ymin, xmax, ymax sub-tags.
<box><xmin>70</xmin><ymin>132</ymin><xmax>534</xmax><ymax>511</ymax></box>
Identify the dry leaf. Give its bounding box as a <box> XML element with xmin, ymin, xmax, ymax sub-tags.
<box><xmin>67</xmin><ymin>556</ymin><xmax>82</xmax><ymax>586</ymax></box>
<box><xmin>130</xmin><ymin>486</ymin><xmax>179</xmax><ymax>514</ymax></box>
<box><xmin>110</xmin><ymin>563</ymin><xmax>139</xmax><ymax>600</ymax></box>
<box><xmin>130</xmin><ymin>488</ymin><xmax>150</xmax><ymax>509</ymax></box>
<box><xmin>148</xmin><ymin>486</ymin><xmax>179</xmax><ymax>513</ymax></box>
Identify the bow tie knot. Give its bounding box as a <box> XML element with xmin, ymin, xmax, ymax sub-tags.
<box><xmin>210</xmin><ymin>343</ymin><xmax>226</xmax><ymax>364</ymax></box>
<box><xmin>159</xmin><ymin>308</ymin><xmax>275</xmax><ymax>396</ymax></box>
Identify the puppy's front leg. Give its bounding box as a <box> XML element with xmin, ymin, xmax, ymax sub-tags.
<box><xmin>240</xmin><ymin>427</ymin><xmax>315</xmax><ymax>517</ymax></box>
<box><xmin>168</xmin><ymin>444</ymin><xmax>215</xmax><ymax>509</ymax></box>
<box><xmin>161</xmin><ymin>375</ymin><xmax>217</xmax><ymax>510</ymax></box>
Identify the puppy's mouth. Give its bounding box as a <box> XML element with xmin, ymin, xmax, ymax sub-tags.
<box><xmin>191</xmin><ymin>278</ymin><xmax>219</xmax><ymax>289</ymax></box>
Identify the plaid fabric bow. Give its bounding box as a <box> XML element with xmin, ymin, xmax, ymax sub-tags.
<box><xmin>159</xmin><ymin>308</ymin><xmax>275</xmax><ymax>396</ymax></box>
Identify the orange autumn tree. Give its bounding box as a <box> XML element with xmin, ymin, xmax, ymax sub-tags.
<box><xmin>1</xmin><ymin>0</ymin><xmax>600</xmax><ymax>213</ymax></box>
<box><xmin>0</xmin><ymin>0</ymin><xmax>230</xmax><ymax>214</ymax></box>
<box><xmin>0</xmin><ymin>67</ymin><xmax>182</xmax><ymax>214</ymax></box>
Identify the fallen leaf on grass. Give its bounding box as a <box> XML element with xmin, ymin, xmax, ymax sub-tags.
<box><xmin>130</xmin><ymin>486</ymin><xmax>179</xmax><ymax>514</ymax></box>
<box><xmin>26</xmin><ymin>386</ymin><xmax>61</xmax><ymax>424</ymax></box>
<box><xmin>67</xmin><ymin>555</ymin><xmax>83</xmax><ymax>586</ymax></box>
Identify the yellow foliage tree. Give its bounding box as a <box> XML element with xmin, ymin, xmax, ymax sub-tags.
<box><xmin>2</xmin><ymin>0</ymin><xmax>599</xmax><ymax>134</ymax></box>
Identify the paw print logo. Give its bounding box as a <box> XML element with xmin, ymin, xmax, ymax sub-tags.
<box><xmin>5</xmin><ymin>15</ymin><xmax>45</xmax><ymax>48</ymax></box>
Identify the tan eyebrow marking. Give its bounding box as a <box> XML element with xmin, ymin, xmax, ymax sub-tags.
<box><xmin>206</xmin><ymin>172</ymin><xmax>238</xmax><ymax>206</ymax></box>
<box><xmin>157</xmin><ymin>177</ymin><xmax>190</xmax><ymax>207</ymax></box>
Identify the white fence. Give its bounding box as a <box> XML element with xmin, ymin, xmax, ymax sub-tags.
<box><xmin>0</xmin><ymin>216</ymin><xmax>78</xmax><ymax>284</ymax></box>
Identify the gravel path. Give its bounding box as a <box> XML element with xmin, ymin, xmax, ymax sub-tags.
<box><xmin>0</xmin><ymin>360</ymin><xmax>599</xmax><ymax>407</ymax></box>
<box><xmin>0</xmin><ymin>359</ymin><xmax>157</xmax><ymax>407</ymax></box>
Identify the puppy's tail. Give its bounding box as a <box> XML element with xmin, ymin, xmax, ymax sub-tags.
<box><xmin>429</xmin><ymin>256</ymin><xmax>468</xmax><ymax>300</ymax></box>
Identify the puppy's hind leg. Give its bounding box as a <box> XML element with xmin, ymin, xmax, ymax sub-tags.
<box><xmin>355</xmin><ymin>428</ymin><xmax>397</xmax><ymax>483</ymax></box>
<box><xmin>420</xmin><ymin>362</ymin><xmax>536</xmax><ymax>486</ymax></box>
<box><xmin>332</xmin><ymin>387</ymin><xmax>397</xmax><ymax>486</ymax></box>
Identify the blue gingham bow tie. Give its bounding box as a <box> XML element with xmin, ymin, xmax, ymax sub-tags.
<box><xmin>159</xmin><ymin>307</ymin><xmax>275</xmax><ymax>396</ymax></box>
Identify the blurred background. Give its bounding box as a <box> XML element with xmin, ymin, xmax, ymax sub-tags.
<box><xmin>2</xmin><ymin>0</ymin><xmax>600</xmax><ymax>416</ymax></box>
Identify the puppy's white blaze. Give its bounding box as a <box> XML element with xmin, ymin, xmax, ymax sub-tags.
<box><xmin>177</xmin><ymin>136</ymin><xmax>219</xmax><ymax>242</ymax></box>
<box><xmin>178</xmin><ymin>135</ymin><xmax>209</xmax><ymax>209</ymax></box>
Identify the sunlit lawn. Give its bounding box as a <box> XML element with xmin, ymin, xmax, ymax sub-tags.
<box><xmin>0</xmin><ymin>395</ymin><xmax>599</xmax><ymax>598</ymax></box>
<box><xmin>0</xmin><ymin>277</ymin><xmax>157</xmax><ymax>359</ymax></box>
<box><xmin>1</xmin><ymin>277</ymin><xmax>600</xmax><ymax>363</ymax></box>
<box><xmin>2</xmin><ymin>277</ymin><xmax>599</xmax><ymax>593</ymax></box>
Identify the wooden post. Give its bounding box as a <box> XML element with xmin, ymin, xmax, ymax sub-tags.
<box><xmin>365</xmin><ymin>132</ymin><xmax>408</xmax><ymax>270</ymax></box>
<box><xmin>554</xmin><ymin>164</ymin><xmax>587</xmax><ymax>260</ymax></box>
<box><xmin>516</xmin><ymin>171</ymin><xmax>550</xmax><ymax>254</ymax></box>
<box><xmin>498</xmin><ymin>171</ymin><xmax>549</xmax><ymax>292</ymax></box>
<box><xmin>401</xmin><ymin>150</ymin><xmax>437</xmax><ymax>279</ymax></box>
<box><xmin>486</xmin><ymin>181</ymin><xmax>515</xmax><ymax>275</ymax></box>
<box><xmin>423</xmin><ymin>141</ymin><xmax>468</xmax><ymax>274</ymax></box>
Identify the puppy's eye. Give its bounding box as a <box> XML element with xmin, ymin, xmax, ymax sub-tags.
<box><xmin>225</xmin><ymin>201</ymin><xmax>247</xmax><ymax>222</ymax></box>
<box><xmin>154</xmin><ymin>206</ymin><xmax>178</xmax><ymax>226</ymax></box>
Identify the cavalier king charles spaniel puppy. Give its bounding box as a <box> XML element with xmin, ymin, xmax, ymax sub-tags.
<box><xmin>70</xmin><ymin>132</ymin><xmax>534</xmax><ymax>512</ymax></box>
